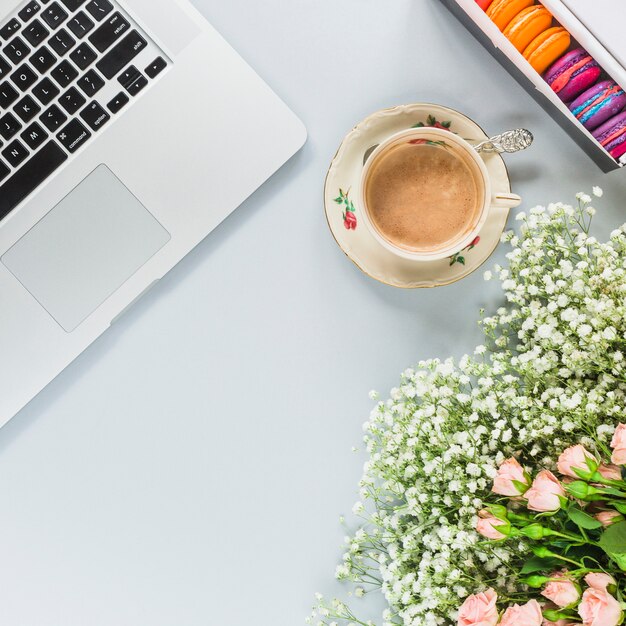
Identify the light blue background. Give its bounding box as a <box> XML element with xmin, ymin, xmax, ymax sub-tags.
<box><xmin>1</xmin><ymin>1</ymin><xmax>626</xmax><ymax>625</ymax></box>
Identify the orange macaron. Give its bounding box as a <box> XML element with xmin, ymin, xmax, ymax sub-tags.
<box><xmin>486</xmin><ymin>0</ymin><xmax>534</xmax><ymax>31</ymax></box>
<box><xmin>503</xmin><ymin>5</ymin><xmax>553</xmax><ymax>52</ymax></box>
<box><xmin>523</xmin><ymin>26</ymin><xmax>571</xmax><ymax>74</ymax></box>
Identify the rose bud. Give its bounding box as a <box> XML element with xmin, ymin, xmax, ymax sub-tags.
<box><xmin>525</xmin><ymin>470</ymin><xmax>566</xmax><ymax>512</ymax></box>
<box><xmin>597</xmin><ymin>464</ymin><xmax>623</xmax><ymax>481</ymax></box>
<box><xmin>476</xmin><ymin>510</ymin><xmax>510</xmax><ymax>540</ymax></box>
<box><xmin>585</xmin><ymin>572</ymin><xmax>616</xmax><ymax>592</ymax></box>
<box><xmin>541</xmin><ymin>572</ymin><xmax>581</xmax><ymax>608</ymax></box>
<box><xmin>595</xmin><ymin>510</ymin><xmax>624</xmax><ymax>527</ymax></box>
<box><xmin>492</xmin><ymin>457</ymin><xmax>530</xmax><ymax>496</ymax></box>
<box><xmin>557</xmin><ymin>445</ymin><xmax>599</xmax><ymax>480</ymax></box>
<box><xmin>498</xmin><ymin>599</ymin><xmax>543</xmax><ymax>626</ymax></box>
<box><xmin>579</xmin><ymin>585</ymin><xmax>622</xmax><ymax>626</ymax></box>
<box><xmin>457</xmin><ymin>588</ymin><xmax>499</xmax><ymax>626</ymax></box>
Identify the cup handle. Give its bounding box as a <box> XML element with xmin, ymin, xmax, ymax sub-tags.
<box><xmin>492</xmin><ymin>192</ymin><xmax>522</xmax><ymax>209</ymax></box>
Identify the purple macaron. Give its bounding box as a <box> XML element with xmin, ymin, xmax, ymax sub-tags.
<box><xmin>544</xmin><ymin>48</ymin><xmax>601</xmax><ymax>103</ymax></box>
<box><xmin>569</xmin><ymin>80</ymin><xmax>626</xmax><ymax>130</ymax></box>
<box><xmin>592</xmin><ymin>111</ymin><xmax>626</xmax><ymax>160</ymax></box>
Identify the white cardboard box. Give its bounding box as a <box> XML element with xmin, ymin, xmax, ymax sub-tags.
<box><xmin>439</xmin><ymin>0</ymin><xmax>626</xmax><ymax>172</ymax></box>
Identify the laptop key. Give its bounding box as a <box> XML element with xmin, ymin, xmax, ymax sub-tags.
<box><xmin>88</xmin><ymin>12</ymin><xmax>129</xmax><ymax>52</ymax></box>
<box><xmin>30</xmin><ymin>46</ymin><xmax>57</xmax><ymax>73</ymax></box>
<box><xmin>126</xmin><ymin>74</ymin><xmax>147</xmax><ymax>96</ymax></box>
<box><xmin>18</xmin><ymin>2</ymin><xmax>42</xmax><ymax>23</ymax></box>
<box><xmin>60</xmin><ymin>0</ymin><xmax>87</xmax><ymax>10</ymax></box>
<box><xmin>68</xmin><ymin>11</ymin><xmax>94</xmax><ymax>39</ymax></box>
<box><xmin>56</xmin><ymin>117</ymin><xmax>90</xmax><ymax>153</ymax></box>
<box><xmin>0</xmin><ymin>82</ymin><xmax>19</xmax><ymax>108</ymax></box>
<box><xmin>5</xmin><ymin>37</ymin><xmax>31</xmax><ymax>65</ymax></box>
<box><xmin>11</xmin><ymin>64</ymin><xmax>38</xmax><ymax>92</ymax></box>
<box><xmin>77</xmin><ymin>68</ymin><xmax>103</xmax><ymax>96</ymax></box>
<box><xmin>0</xmin><ymin>19</ymin><xmax>21</xmax><ymax>41</ymax></box>
<box><xmin>2</xmin><ymin>139</ymin><xmax>29</xmax><ymax>168</ymax></box>
<box><xmin>42</xmin><ymin>2</ymin><xmax>69</xmax><ymax>30</ymax></box>
<box><xmin>40</xmin><ymin>104</ymin><xmax>66</xmax><ymax>130</ymax></box>
<box><xmin>23</xmin><ymin>19</ymin><xmax>49</xmax><ymax>46</ymax></box>
<box><xmin>0</xmin><ymin>141</ymin><xmax>68</xmax><ymax>220</ymax></box>
<box><xmin>21</xmin><ymin>121</ymin><xmax>48</xmax><ymax>150</ymax></box>
<box><xmin>14</xmin><ymin>94</ymin><xmax>41</xmax><ymax>122</ymax></box>
<box><xmin>80</xmin><ymin>100</ymin><xmax>109</xmax><ymax>130</ymax></box>
<box><xmin>86</xmin><ymin>0</ymin><xmax>113</xmax><ymax>21</ymax></box>
<box><xmin>97</xmin><ymin>30</ymin><xmax>146</xmax><ymax>79</ymax></box>
<box><xmin>145</xmin><ymin>57</ymin><xmax>166</xmax><ymax>79</ymax></box>
<box><xmin>49</xmin><ymin>28</ymin><xmax>75</xmax><ymax>56</ymax></box>
<box><xmin>0</xmin><ymin>160</ymin><xmax>9</xmax><ymax>183</ymax></box>
<box><xmin>0</xmin><ymin>112</ymin><xmax>22</xmax><ymax>140</ymax></box>
<box><xmin>50</xmin><ymin>59</ymin><xmax>77</xmax><ymax>87</ymax></box>
<box><xmin>32</xmin><ymin>76</ymin><xmax>60</xmax><ymax>105</ymax></box>
<box><xmin>59</xmin><ymin>86</ymin><xmax>85</xmax><ymax>114</ymax></box>
<box><xmin>69</xmin><ymin>42</ymin><xmax>96</xmax><ymax>69</ymax></box>
<box><xmin>106</xmin><ymin>90</ymin><xmax>127</xmax><ymax>114</ymax></box>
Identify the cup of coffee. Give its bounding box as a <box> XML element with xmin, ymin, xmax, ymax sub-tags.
<box><xmin>359</xmin><ymin>127</ymin><xmax>521</xmax><ymax>261</ymax></box>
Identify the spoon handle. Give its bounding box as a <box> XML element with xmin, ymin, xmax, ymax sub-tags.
<box><xmin>473</xmin><ymin>129</ymin><xmax>534</xmax><ymax>154</ymax></box>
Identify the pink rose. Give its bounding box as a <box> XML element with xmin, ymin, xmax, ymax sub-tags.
<box><xmin>492</xmin><ymin>457</ymin><xmax>530</xmax><ymax>496</ymax></box>
<box><xmin>476</xmin><ymin>510</ymin><xmax>508</xmax><ymax>540</ymax></box>
<box><xmin>499</xmin><ymin>599</ymin><xmax>543</xmax><ymax>626</ymax></box>
<box><xmin>595</xmin><ymin>510</ymin><xmax>624</xmax><ymax>527</ymax></box>
<box><xmin>610</xmin><ymin>424</ymin><xmax>626</xmax><ymax>465</ymax></box>
<box><xmin>557</xmin><ymin>445</ymin><xmax>598</xmax><ymax>479</ymax></box>
<box><xmin>579</xmin><ymin>586</ymin><xmax>622</xmax><ymax>626</ymax></box>
<box><xmin>343</xmin><ymin>211</ymin><xmax>357</xmax><ymax>230</ymax></box>
<box><xmin>541</xmin><ymin>572</ymin><xmax>581</xmax><ymax>608</ymax></box>
<box><xmin>525</xmin><ymin>470</ymin><xmax>566</xmax><ymax>512</ymax></box>
<box><xmin>598</xmin><ymin>464</ymin><xmax>622</xmax><ymax>481</ymax></box>
<box><xmin>458</xmin><ymin>588</ymin><xmax>499</xmax><ymax>626</ymax></box>
<box><xmin>585</xmin><ymin>573</ymin><xmax>616</xmax><ymax>590</ymax></box>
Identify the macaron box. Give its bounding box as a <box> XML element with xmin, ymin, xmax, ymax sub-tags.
<box><xmin>439</xmin><ymin>0</ymin><xmax>626</xmax><ymax>171</ymax></box>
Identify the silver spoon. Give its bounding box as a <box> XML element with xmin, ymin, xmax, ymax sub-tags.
<box><xmin>363</xmin><ymin>128</ymin><xmax>533</xmax><ymax>164</ymax></box>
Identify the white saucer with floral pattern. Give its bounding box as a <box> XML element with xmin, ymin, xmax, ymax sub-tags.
<box><xmin>324</xmin><ymin>103</ymin><xmax>515</xmax><ymax>288</ymax></box>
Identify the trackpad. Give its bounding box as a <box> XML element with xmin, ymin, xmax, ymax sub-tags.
<box><xmin>2</xmin><ymin>165</ymin><xmax>170</xmax><ymax>332</ymax></box>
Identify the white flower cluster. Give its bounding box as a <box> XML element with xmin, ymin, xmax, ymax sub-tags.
<box><xmin>309</xmin><ymin>190</ymin><xmax>626</xmax><ymax>626</ymax></box>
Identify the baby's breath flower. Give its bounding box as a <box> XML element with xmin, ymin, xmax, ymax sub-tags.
<box><xmin>313</xmin><ymin>191</ymin><xmax>626</xmax><ymax>626</ymax></box>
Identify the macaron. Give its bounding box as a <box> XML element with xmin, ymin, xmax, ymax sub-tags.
<box><xmin>503</xmin><ymin>5</ymin><xmax>553</xmax><ymax>53</ymax></box>
<box><xmin>544</xmin><ymin>48</ymin><xmax>601</xmax><ymax>102</ymax></box>
<box><xmin>486</xmin><ymin>0</ymin><xmax>534</xmax><ymax>31</ymax></box>
<box><xmin>476</xmin><ymin>0</ymin><xmax>495</xmax><ymax>9</ymax></box>
<box><xmin>569</xmin><ymin>80</ymin><xmax>626</xmax><ymax>130</ymax></box>
<box><xmin>592</xmin><ymin>111</ymin><xmax>626</xmax><ymax>159</ymax></box>
<box><xmin>523</xmin><ymin>26</ymin><xmax>571</xmax><ymax>74</ymax></box>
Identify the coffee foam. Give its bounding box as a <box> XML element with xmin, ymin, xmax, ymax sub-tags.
<box><xmin>364</xmin><ymin>141</ymin><xmax>482</xmax><ymax>253</ymax></box>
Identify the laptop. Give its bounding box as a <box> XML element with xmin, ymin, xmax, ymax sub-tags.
<box><xmin>0</xmin><ymin>0</ymin><xmax>306</xmax><ymax>425</ymax></box>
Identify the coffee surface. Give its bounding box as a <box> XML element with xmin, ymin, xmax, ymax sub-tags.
<box><xmin>365</xmin><ymin>142</ymin><xmax>481</xmax><ymax>252</ymax></box>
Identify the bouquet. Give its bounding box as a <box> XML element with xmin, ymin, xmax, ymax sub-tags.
<box><xmin>468</xmin><ymin>437</ymin><xmax>626</xmax><ymax>625</ymax></box>
<box><xmin>310</xmin><ymin>189</ymin><xmax>626</xmax><ymax>626</ymax></box>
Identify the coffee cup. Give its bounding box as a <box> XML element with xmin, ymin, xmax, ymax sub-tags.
<box><xmin>359</xmin><ymin>127</ymin><xmax>522</xmax><ymax>262</ymax></box>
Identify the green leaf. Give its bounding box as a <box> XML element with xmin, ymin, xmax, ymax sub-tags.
<box><xmin>427</xmin><ymin>115</ymin><xmax>436</xmax><ymax>125</ymax></box>
<box><xmin>568</xmin><ymin>506</ymin><xmax>603</xmax><ymax>530</ymax></box>
<box><xmin>457</xmin><ymin>256</ymin><xmax>465</xmax><ymax>265</ymax></box>
<box><xmin>520</xmin><ymin>556</ymin><xmax>559</xmax><ymax>574</ymax></box>
<box><xmin>442</xmin><ymin>121</ymin><xmax>452</xmax><ymax>128</ymax></box>
<box><xmin>334</xmin><ymin>197</ymin><xmax>343</xmax><ymax>204</ymax></box>
<box><xmin>613</xmin><ymin>502</ymin><xmax>626</xmax><ymax>514</ymax></box>
<box><xmin>412</xmin><ymin>122</ymin><xmax>425</xmax><ymax>128</ymax></box>
<box><xmin>599</xmin><ymin>521</ymin><xmax>626</xmax><ymax>557</ymax></box>
<box><xmin>611</xmin><ymin>552</ymin><xmax>626</xmax><ymax>571</ymax></box>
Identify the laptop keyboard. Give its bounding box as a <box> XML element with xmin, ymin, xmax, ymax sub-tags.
<box><xmin>0</xmin><ymin>0</ymin><xmax>169</xmax><ymax>221</ymax></box>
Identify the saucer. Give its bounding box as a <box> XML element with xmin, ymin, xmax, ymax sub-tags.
<box><xmin>324</xmin><ymin>103</ymin><xmax>514</xmax><ymax>288</ymax></box>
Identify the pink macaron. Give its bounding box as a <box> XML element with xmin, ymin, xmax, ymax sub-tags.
<box><xmin>592</xmin><ymin>111</ymin><xmax>626</xmax><ymax>160</ymax></box>
<box><xmin>569</xmin><ymin>80</ymin><xmax>626</xmax><ymax>130</ymax></box>
<box><xmin>544</xmin><ymin>48</ymin><xmax>601</xmax><ymax>103</ymax></box>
